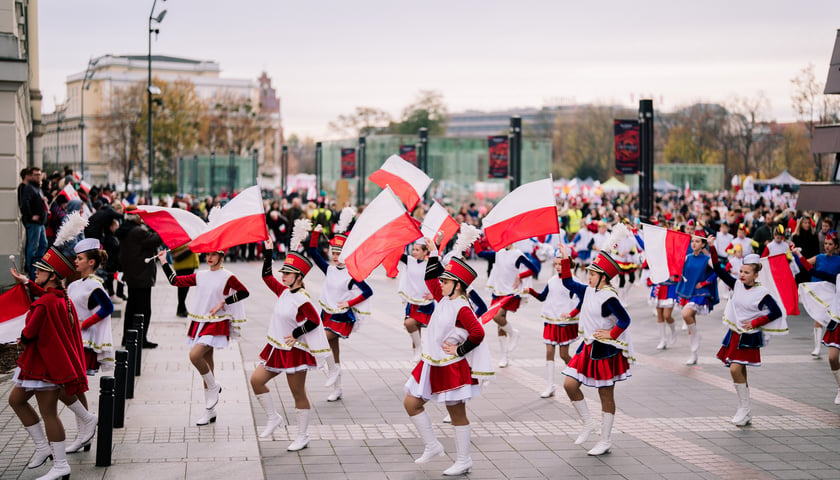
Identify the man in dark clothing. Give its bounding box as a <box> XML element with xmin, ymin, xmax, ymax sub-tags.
<box><xmin>86</xmin><ymin>201</ymin><xmax>125</xmax><ymax>297</ymax></box>
<box><xmin>19</xmin><ymin>167</ymin><xmax>48</xmax><ymax>279</ymax></box>
<box><xmin>117</xmin><ymin>209</ymin><xmax>163</xmax><ymax>348</ymax></box>
<box><xmin>752</xmin><ymin>211</ymin><xmax>773</xmax><ymax>254</ymax></box>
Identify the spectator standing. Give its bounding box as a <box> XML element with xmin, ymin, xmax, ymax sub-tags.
<box><xmin>20</xmin><ymin>166</ymin><xmax>48</xmax><ymax>279</ymax></box>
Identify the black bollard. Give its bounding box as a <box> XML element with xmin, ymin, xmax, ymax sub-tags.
<box><xmin>113</xmin><ymin>350</ymin><xmax>128</xmax><ymax>428</ymax></box>
<box><xmin>125</xmin><ymin>330</ymin><xmax>138</xmax><ymax>399</ymax></box>
<box><xmin>133</xmin><ymin>314</ymin><xmax>144</xmax><ymax>376</ymax></box>
<box><xmin>95</xmin><ymin>376</ymin><xmax>115</xmax><ymax>467</ymax></box>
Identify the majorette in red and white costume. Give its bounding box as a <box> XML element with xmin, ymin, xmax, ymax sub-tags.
<box><xmin>160</xmin><ymin>248</ymin><xmax>249</xmax><ymax>426</ymax></box>
<box><xmin>558</xmin><ymin>235</ymin><xmax>634</xmax><ymax>457</ymax></box>
<box><xmin>483</xmin><ymin>244</ymin><xmax>538</xmax><ymax>367</ymax></box>
<box><xmin>404</xmin><ymin>253</ymin><xmax>492</xmax><ymax>476</ymax></box>
<box><xmin>527</xmin><ymin>253</ymin><xmax>584</xmax><ymax>398</ymax></box>
<box><xmin>709</xmin><ymin>247</ymin><xmax>787</xmax><ymax>425</ymax></box>
<box><xmin>11</xmin><ymin>239</ymin><xmax>88</xmax><ymax>479</ymax></box>
<box><xmin>307</xmin><ymin>226</ymin><xmax>373</xmax><ymax>402</ymax></box>
<box><xmin>68</xmin><ymin>238</ymin><xmax>115</xmax><ymax>375</ymax></box>
<box><xmin>253</xmin><ymin>237</ymin><xmax>331</xmax><ymax>451</ymax></box>
<box><xmin>398</xmin><ymin>239</ymin><xmax>434</xmax><ymax>361</ymax></box>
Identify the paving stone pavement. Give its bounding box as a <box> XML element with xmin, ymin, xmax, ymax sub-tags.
<box><xmin>1</xmin><ymin>259</ymin><xmax>839</xmax><ymax>479</ymax></box>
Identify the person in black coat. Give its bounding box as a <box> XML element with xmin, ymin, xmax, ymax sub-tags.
<box><xmin>116</xmin><ymin>208</ymin><xmax>163</xmax><ymax>348</ymax></box>
<box><xmin>791</xmin><ymin>216</ymin><xmax>821</xmax><ymax>283</ymax></box>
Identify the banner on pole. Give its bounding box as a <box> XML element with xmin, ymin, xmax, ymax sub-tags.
<box><xmin>488</xmin><ymin>135</ymin><xmax>509</xmax><ymax>179</ymax></box>
<box><xmin>341</xmin><ymin>148</ymin><xmax>356</xmax><ymax>179</ymax></box>
<box><xmin>614</xmin><ymin>119</ymin><xmax>640</xmax><ymax>174</ymax></box>
<box><xmin>398</xmin><ymin>145</ymin><xmax>417</xmax><ymax>166</ymax></box>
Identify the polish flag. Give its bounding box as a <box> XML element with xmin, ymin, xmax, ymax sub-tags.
<box><xmin>479</xmin><ymin>295</ymin><xmax>516</xmax><ymax>325</ymax></box>
<box><xmin>79</xmin><ymin>180</ymin><xmax>92</xmax><ymax>194</ymax></box>
<box><xmin>421</xmin><ymin>202</ymin><xmax>459</xmax><ymax>249</ymax></box>
<box><xmin>759</xmin><ymin>254</ymin><xmax>799</xmax><ymax>316</ymax></box>
<box><xmin>189</xmin><ymin>185</ymin><xmax>269</xmax><ymax>253</ymax></box>
<box><xmin>135</xmin><ymin>205</ymin><xmax>208</xmax><ymax>249</ymax></box>
<box><xmin>57</xmin><ymin>183</ymin><xmax>79</xmax><ymax>201</ymax></box>
<box><xmin>381</xmin><ymin>249</ymin><xmax>402</xmax><ymax>278</ymax></box>
<box><xmin>643</xmin><ymin>224</ymin><xmax>692</xmax><ymax>284</ymax></box>
<box><xmin>0</xmin><ymin>284</ymin><xmax>31</xmax><ymax>344</ymax></box>
<box><xmin>368</xmin><ymin>155</ymin><xmax>432</xmax><ymax>212</ymax></box>
<box><xmin>481</xmin><ymin>178</ymin><xmax>559</xmax><ymax>251</ymax></box>
<box><xmin>339</xmin><ymin>187</ymin><xmax>423</xmax><ymax>282</ymax></box>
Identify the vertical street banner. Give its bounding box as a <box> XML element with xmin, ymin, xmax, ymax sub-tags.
<box><xmin>488</xmin><ymin>135</ymin><xmax>509</xmax><ymax>179</ymax></box>
<box><xmin>614</xmin><ymin>119</ymin><xmax>640</xmax><ymax>174</ymax></box>
<box><xmin>341</xmin><ymin>148</ymin><xmax>356</xmax><ymax>179</ymax></box>
<box><xmin>398</xmin><ymin>145</ymin><xmax>417</xmax><ymax>166</ymax></box>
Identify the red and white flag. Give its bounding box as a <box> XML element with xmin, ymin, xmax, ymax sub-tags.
<box><xmin>135</xmin><ymin>205</ymin><xmax>208</xmax><ymax>249</ymax></box>
<box><xmin>189</xmin><ymin>186</ymin><xmax>269</xmax><ymax>253</ymax></box>
<box><xmin>339</xmin><ymin>187</ymin><xmax>423</xmax><ymax>282</ymax></box>
<box><xmin>421</xmin><ymin>202</ymin><xmax>459</xmax><ymax>248</ymax></box>
<box><xmin>57</xmin><ymin>183</ymin><xmax>79</xmax><ymax>202</ymax></box>
<box><xmin>79</xmin><ymin>180</ymin><xmax>92</xmax><ymax>194</ymax></box>
<box><xmin>0</xmin><ymin>284</ymin><xmax>31</xmax><ymax>344</ymax></box>
<box><xmin>479</xmin><ymin>295</ymin><xmax>517</xmax><ymax>325</ymax></box>
<box><xmin>759</xmin><ymin>254</ymin><xmax>800</xmax><ymax>316</ymax></box>
<box><xmin>481</xmin><ymin>178</ymin><xmax>559</xmax><ymax>251</ymax></box>
<box><xmin>368</xmin><ymin>155</ymin><xmax>432</xmax><ymax>212</ymax></box>
<box><xmin>643</xmin><ymin>224</ymin><xmax>692</xmax><ymax>284</ymax></box>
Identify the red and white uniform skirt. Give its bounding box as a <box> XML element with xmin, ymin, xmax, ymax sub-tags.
<box><xmin>823</xmin><ymin>321</ymin><xmax>840</xmax><ymax>349</ymax></box>
<box><xmin>187</xmin><ymin>319</ymin><xmax>231</xmax><ymax>348</ymax></box>
<box><xmin>562</xmin><ymin>342</ymin><xmax>630</xmax><ymax>388</ymax></box>
<box><xmin>321</xmin><ymin>311</ymin><xmax>356</xmax><ymax>339</ymax></box>
<box><xmin>491</xmin><ymin>294</ymin><xmax>521</xmax><ymax>313</ymax></box>
<box><xmin>259</xmin><ymin>344</ymin><xmax>316</xmax><ymax>374</ymax></box>
<box><xmin>404</xmin><ymin>358</ymin><xmax>479</xmax><ymax>403</ymax></box>
<box><xmin>405</xmin><ymin>303</ymin><xmax>432</xmax><ymax>327</ymax></box>
<box><xmin>543</xmin><ymin>322</ymin><xmax>579</xmax><ymax>346</ymax></box>
<box><xmin>716</xmin><ymin>330</ymin><xmax>761</xmax><ymax>367</ymax></box>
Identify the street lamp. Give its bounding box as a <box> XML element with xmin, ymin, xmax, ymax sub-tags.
<box><xmin>79</xmin><ymin>56</ymin><xmax>98</xmax><ymax>180</ymax></box>
<box><xmin>55</xmin><ymin>107</ymin><xmax>66</xmax><ymax>173</ymax></box>
<box><xmin>148</xmin><ymin>0</ymin><xmax>167</xmax><ymax>203</ymax></box>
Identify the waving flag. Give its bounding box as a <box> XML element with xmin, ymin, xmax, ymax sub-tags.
<box><xmin>189</xmin><ymin>186</ymin><xmax>269</xmax><ymax>253</ymax></box>
<box><xmin>368</xmin><ymin>155</ymin><xmax>432</xmax><ymax>212</ymax></box>
<box><xmin>57</xmin><ymin>183</ymin><xmax>79</xmax><ymax>202</ymax></box>
<box><xmin>479</xmin><ymin>295</ymin><xmax>516</xmax><ymax>325</ymax></box>
<box><xmin>481</xmin><ymin>178</ymin><xmax>559</xmax><ymax>251</ymax></box>
<box><xmin>421</xmin><ymin>202</ymin><xmax>459</xmax><ymax>249</ymax></box>
<box><xmin>759</xmin><ymin>254</ymin><xmax>799</xmax><ymax>316</ymax></box>
<box><xmin>643</xmin><ymin>224</ymin><xmax>692</xmax><ymax>284</ymax></box>
<box><xmin>135</xmin><ymin>206</ymin><xmax>208</xmax><ymax>249</ymax></box>
<box><xmin>339</xmin><ymin>187</ymin><xmax>423</xmax><ymax>282</ymax></box>
<box><xmin>0</xmin><ymin>284</ymin><xmax>31</xmax><ymax>344</ymax></box>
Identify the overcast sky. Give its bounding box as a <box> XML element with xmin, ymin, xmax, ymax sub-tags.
<box><xmin>39</xmin><ymin>0</ymin><xmax>840</xmax><ymax>138</ymax></box>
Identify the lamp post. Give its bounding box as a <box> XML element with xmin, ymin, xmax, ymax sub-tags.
<box><xmin>79</xmin><ymin>57</ymin><xmax>98</xmax><ymax>180</ymax></box>
<box><xmin>55</xmin><ymin>107</ymin><xmax>66</xmax><ymax>173</ymax></box>
<box><xmin>148</xmin><ymin>0</ymin><xmax>167</xmax><ymax>203</ymax></box>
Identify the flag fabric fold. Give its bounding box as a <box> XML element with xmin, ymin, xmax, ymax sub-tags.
<box><xmin>421</xmin><ymin>202</ymin><xmax>459</xmax><ymax>249</ymax></box>
<box><xmin>368</xmin><ymin>155</ymin><xmax>432</xmax><ymax>212</ymax></box>
<box><xmin>643</xmin><ymin>224</ymin><xmax>692</xmax><ymax>284</ymax></box>
<box><xmin>57</xmin><ymin>183</ymin><xmax>79</xmax><ymax>202</ymax></box>
<box><xmin>189</xmin><ymin>185</ymin><xmax>269</xmax><ymax>253</ymax></box>
<box><xmin>479</xmin><ymin>295</ymin><xmax>516</xmax><ymax>325</ymax></box>
<box><xmin>0</xmin><ymin>284</ymin><xmax>31</xmax><ymax>344</ymax></box>
<box><xmin>481</xmin><ymin>178</ymin><xmax>559</xmax><ymax>251</ymax></box>
<box><xmin>759</xmin><ymin>254</ymin><xmax>800</xmax><ymax>316</ymax></box>
<box><xmin>135</xmin><ymin>206</ymin><xmax>208</xmax><ymax>249</ymax></box>
<box><xmin>339</xmin><ymin>187</ymin><xmax>423</xmax><ymax>282</ymax></box>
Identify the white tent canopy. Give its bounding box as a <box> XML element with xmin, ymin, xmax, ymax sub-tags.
<box><xmin>600</xmin><ymin>177</ymin><xmax>630</xmax><ymax>193</ymax></box>
<box><xmin>756</xmin><ymin>170</ymin><xmax>802</xmax><ymax>186</ymax></box>
<box><xmin>653</xmin><ymin>179</ymin><xmax>680</xmax><ymax>191</ymax></box>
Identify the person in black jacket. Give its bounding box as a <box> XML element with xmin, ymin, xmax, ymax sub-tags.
<box><xmin>116</xmin><ymin>208</ymin><xmax>163</xmax><ymax>348</ymax></box>
<box><xmin>19</xmin><ymin>167</ymin><xmax>48</xmax><ymax>279</ymax></box>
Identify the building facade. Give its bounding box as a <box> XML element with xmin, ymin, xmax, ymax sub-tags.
<box><xmin>0</xmin><ymin>0</ymin><xmax>41</xmax><ymax>286</ymax></box>
<box><xmin>41</xmin><ymin>54</ymin><xmax>281</xmax><ymax>188</ymax></box>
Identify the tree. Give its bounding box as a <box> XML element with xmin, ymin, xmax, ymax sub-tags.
<box><xmin>791</xmin><ymin>64</ymin><xmax>840</xmax><ymax>180</ymax></box>
<box><xmin>328</xmin><ymin>107</ymin><xmax>392</xmax><ymax>137</ymax></box>
<box><xmin>286</xmin><ymin>134</ymin><xmax>316</xmax><ymax>174</ymax></box>
<box><xmin>554</xmin><ymin>105</ymin><xmax>634</xmax><ymax>180</ymax></box>
<box><xmin>728</xmin><ymin>93</ymin><xmax>773</xmax><ymax>176</ymax></box>
<box><xmin>663</xmin><ymin>103</ymin><xmax>727</xmax><ymax>165</ymax></box>
<box><xmin>390</xmin><ymin>90</ymin><xmax>448</xmax><ymax>135</ymax></box>
<box><xmin>93</xmin><ymin>82</ymin><xmax>145</xmax><ymax>191</ymax></box>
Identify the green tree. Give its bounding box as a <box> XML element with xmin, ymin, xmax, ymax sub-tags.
<box><xmin>391</xmin><ymin>90</ymin><xmax>448</xmax><ymax>135</ymax></box>
<box><xmin>554</xmin><ymin>105</ymin><xmax>634</xmax><ymax>180</ymax></box>
<box><xmin>328</xmin><ymin>107</ymin><xmax>392</xmax><ymax>137</ymax></box>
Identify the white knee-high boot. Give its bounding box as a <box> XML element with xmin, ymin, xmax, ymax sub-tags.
<box><xmin>656</xmin><ymin>323</ymin><xmax>667</xmax><ymax>350</ymax></box>
<box><xmin>36</xmin><ymin>441</ymin><xmax>71</xmax><ymax>480</ymax></box>
<box><xmin>732</xmin><ymin>383</ymin><xmax>752</xmax><ymax>426</ymax></box>
<box><xmin>540</xmin><ymin>361</ymin><xmax>556</xmax><ymax>398</ymax></box>
<box><xmin>686</xmin><ymin>323</ymin><xmax>700</xmax><ymax>365</ymax></box>
<box><xmin>287</xmin><ymin>409</ymin><xmax>310</xmax><ymax>451</ymax></box>
<box><xmin>65</xmin><ymin>399</ymin><xmax>98</xmax><ymax>453</ymax></box>
<box><xmin>324</xmin><ymin>356</ymin><xmax>341</xmax><ymax>387</ymax></box>
<box><xmin>667</xmin><ymin>321</ymin><xmax>677</xmax><ymax>346</ymax></box>
<box><xmin>832</xmin><ymin>369</ymin><xmax>840</xmax><ymax>405</ymax></box>
<box><xmin>25</xmin><ymin>422</ymin><xmax>52</xmax><ymax>469</ymax></box>
<box><xmin>500</xmin><ymin>323</ymin><xmax>520</xmax><ymax>352</ymax></box>
<box><xmin>327</xmin><ymin>370</ymin><xmax>342</xmax><ymax>402</ymax></box>
<box><xmin>409</xmin><ymin>411</ymin><xmax>444</xmax><ymax>463</ymax></box>
<box><xmin>587</xmin><ymin>413</ymin><xmax>614</xmax><ymax>455</ymax></box>
<box><xmin>256</xmin><ymin>392</ymin><xmax>285</xmax><ymax>438</ymax></box>
<box><xmin>571</xmin><ymin>400</ymin><xmax>597</xmax><ymax>445</ymax></box>
<box><xmin>442</xmin><ymin>425</ymin><xmax>472</xmax><ymax>475</ymax></box>
<box><xmin>409</xmin><ymin>330</ymin><xmax>422</xmax><ymax>361</ymax></box>
<box><xmin>812</xmin><ymin>327</ymin><xmax>824</xmax><ymax>357</ymax></box>
<box><xmin>202</xmin><ymin>371</ymin><xmax>222</xmax><ymax>409</ymax></box>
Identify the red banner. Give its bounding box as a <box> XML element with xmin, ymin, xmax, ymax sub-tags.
<box><xmin>341</xmin><ymin>148</ymin><xmax>356</xmax><ymax>179</ymax></box>
<box><xmin>488</xmin><ymin>135</ymin><xmax>509</xmax><ymax>179</ymax></box>
<box><xmin>399</xmin><ymin>145</ymin><xmax>417</xmax><ymax>166</ymax></box>
<box><xmin>614</xmin><ymin>119</ymin><xmax>640</xmax><ymax>174</ymax></box>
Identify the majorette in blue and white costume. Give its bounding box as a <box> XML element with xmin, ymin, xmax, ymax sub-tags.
<box><xmin>676</xmin><ymin>230</ymin><xmax>719</xmax><ymax>365</ymax></box>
